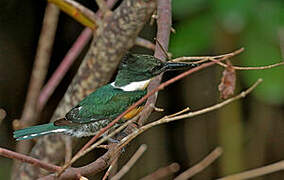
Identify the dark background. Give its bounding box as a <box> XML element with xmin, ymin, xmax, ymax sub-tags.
<box><xmin>0</xmin><ymin>0</ymin><xmax>284</xmax><ymax>179</ymax></box>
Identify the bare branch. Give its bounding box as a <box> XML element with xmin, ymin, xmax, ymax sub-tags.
<box><xmin>48</xmin><ymin>0</ymin><xmax>98</xmax><ymax>29</ymax></box>
<box><xmin>38</xmin><ymin>28</ymin><xmax>92</xmax><ymax>111</ymax></box>
<box><xmin>218</xmin><ymin>160</ymin><xmax>284</xmax><ymax>180</ymax></box>
<box><xmin>64</xmin><ymin>136</ymin><xmax>72</xmax><ymax>163</ymax></box>
<box><xmin>135</xmin><ymin>37</ymin><xmax>155</xmax><ymax>50</ymax></box>
<box><xmin>138</xmin><ymin>0</ymin><xmax>173</xmax><ymax>126</ymax></box>
<box><xmin>64</xmin><ymin>0</ymin><xmax>98</xmax><ymax>23</ymax></box>
<box><xmin>208</xmin><ymin>58</ymin><xmax>284</xmax><ymax>70</ymax></box>
<box><xmin>170</xmin><ymin>50</ymin><xmax>242</xmax><ymax>62</ymax></box>
<box><xmin>140</xmin><ymin>163</ymin><xmax>180</xmax><ymax>180</ymax></box>
<box><xmin>0</xmin><ymin>147</ymin><xmax>61</xmax><ymax>172</ymax></box>
<box><xmin>111</xmin><ymin>144</ymin><xmax>147</xmax><ymax>180</ymax></box>
<box><xmin>175</xmin><ymin>147</ymin><xmax>223</xmax><ymax>180</ymax></box>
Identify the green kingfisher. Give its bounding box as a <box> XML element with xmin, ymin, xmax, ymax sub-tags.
<box><xmin>14</xmin><ymin>53</ymin><xmax>197</xmax><ymax>141</ymax></box>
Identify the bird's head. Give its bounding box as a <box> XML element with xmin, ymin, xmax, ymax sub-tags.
<box><xmin>113</xmin><ymin>53</ymin><xmax>198</xmax><ymax>90</ymax></box>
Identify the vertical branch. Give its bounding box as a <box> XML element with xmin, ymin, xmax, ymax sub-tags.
<box><xmin>17</xmin><ymin>2</ymin><xmax>59</xmax><ymax>137</ymax></box>
<box><xmin>12</xmin><ymin>3</ymin><xmax>59</xmax><ymax>179</ymax></box>
<box><xmin>138</xmin><ymin>0</ymin><xmax>172</xmax><ymax>125</ymax></box>
<box><xmin>12</xmin><ymin>3</ymin><xmax>59</xmax><ymax>178</ymax></box>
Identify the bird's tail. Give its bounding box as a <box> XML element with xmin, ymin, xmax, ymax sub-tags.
<box><xmin>13</xmin><ymin>123</ymin><xmax>68</xmax><ymax>141</ymax></box>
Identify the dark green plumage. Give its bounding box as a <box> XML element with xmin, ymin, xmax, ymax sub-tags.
<box><xmin>66</xmin><ymin>84</ymin><xmax>147</xmax><ymax>123</ymax></box>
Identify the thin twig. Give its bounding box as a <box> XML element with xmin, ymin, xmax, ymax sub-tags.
<box><xmin>167</xmin><ymin>107</ymin><xmax>190</xmax><ymax>118</ymax></box>
<box><xmin>175</xmin><ymin>147</ymin><xmax>223</xmax><ymax>180</ymax></box>
<box><xmin>171</xmin><ymin>51</ymin><xmax>284</xmax><ymax>71</ymax></box>
<box><xmin>135</xmin><ymin>37</ymin><xmax>155</xmax><ymax>50</ymax></box>
<box><xmin>218</xmin><ymin>160</ymin><xmax>284</xmax><ymax>180</ymax></box>
<box><xmin>111</xmin><ymin>144</ymin><xmax>148</xmax><ymax>180</ymax></box>
<box><xmin>140</xmin><ymin>163</ymin><xmax>180</xmax><ymax>180</ymax></box>
<box><xmin>155</xmin><ymin>38</ymin><xmax>170</xmax><ymax>59</ymax></box>
<box><xmin>64</xmin><ymin>136</ymin><xmax>73</xmax><ymax>163</ymax></box>
<box><xmin>228</xmin><ymin>61</ymin><xmax>284</xmax><ymax>70</ymax></box>
<box><xmin>171</xmin><ymin>52</ymin><xmax>236</xmax><ymax>62</ymax></box>
<box><xmin>102</xmin><ymin>157</ymin><xmax>119</xmax><ymax>180</ymax></box>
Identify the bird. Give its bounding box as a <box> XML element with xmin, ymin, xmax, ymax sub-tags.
<box><xmin>14</xmin><ymin>53</ymin><xmax>198</xmax><ymax>141</ymax></box>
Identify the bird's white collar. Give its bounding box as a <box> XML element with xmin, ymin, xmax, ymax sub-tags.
<box><xmin>111</xmin><ymin>79</ymin><xmax>151</xmax><ymax>91</ymax></box>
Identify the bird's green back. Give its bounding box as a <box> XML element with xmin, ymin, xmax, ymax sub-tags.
<box><xmin>65</xmin><ymin>84</ymin><xmax>147</xmax><ymax>123</ymax></box>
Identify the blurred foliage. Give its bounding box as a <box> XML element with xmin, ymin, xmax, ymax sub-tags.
<box><xmin>170</xmin><ymin>0</ymin><xmax>284</xmax><ymax>104</ymax></box>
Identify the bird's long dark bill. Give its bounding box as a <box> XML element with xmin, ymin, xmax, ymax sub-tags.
<box><xmin>164</xmin><ymin>62</ymin><xmax>198</xmax><ymax>71</ymax></box>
